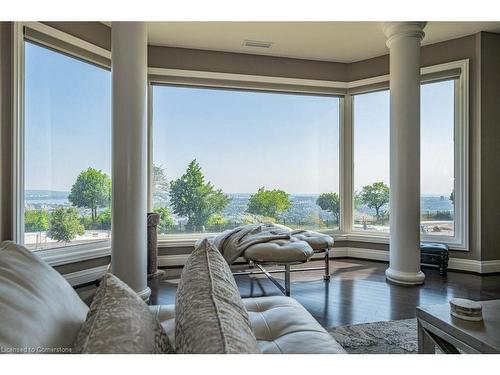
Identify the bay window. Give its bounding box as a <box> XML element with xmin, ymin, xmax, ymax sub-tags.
<box><xmin>12</xmin><ymin>23</ymin><xmax>469</xmax><ymax>263</ymax></box>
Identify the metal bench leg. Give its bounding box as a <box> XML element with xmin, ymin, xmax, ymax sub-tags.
<box><xmin>284</xmin><ymin>264</ymin><xmax>291</xmax><ymax>296</ymax></box>
<box><xmin>323</xmin><ymin>248</ymin><xmax>331</xmax><ymax>281</ymax></box>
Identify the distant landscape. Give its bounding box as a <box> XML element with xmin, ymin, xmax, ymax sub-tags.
<box><xmin>25</xmin><ymin>189</ymin><xmax>454</xmax><ymax>230</ymax></box>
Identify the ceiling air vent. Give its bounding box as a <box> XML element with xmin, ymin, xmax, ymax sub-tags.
<box><xmin>243</xmin><ymin>39</ymin><xmax>273</xmax><ymax>49</ymax></box>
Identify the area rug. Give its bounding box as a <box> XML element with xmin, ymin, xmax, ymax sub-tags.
<box><xmin>328</xmin><ymin>318</ymin><xmax>419</xmax><ymax>354</ymax></box>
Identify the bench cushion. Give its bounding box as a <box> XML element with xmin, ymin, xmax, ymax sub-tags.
<box><xmin>420</xmin><ymin>242</ymin><xmax>449</xmax><ymax>253</ymax></box>
<box><xmin>244</xmin><ymin>239</ymin><xmax>314</xmax><ymax>264</ymax></box>
<box><xmin>291</xmin><ymin>231</ymin><xmax>334</xmax><ymax>250</ymax></box>
<box><xmin>155</xmin><ymin>296</ymin><xmax>345</xmax><ymax>354</ymax></box>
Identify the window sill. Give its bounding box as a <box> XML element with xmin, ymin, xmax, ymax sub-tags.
<box><xmin>35</xmin><ymin>240</ymin><xmax>111</xmax><ymax>266</ymax></box>
<box><xmin>158</xmin><ymin>231</ymin><xmax>467</xmax><ymax>251</ymax></box>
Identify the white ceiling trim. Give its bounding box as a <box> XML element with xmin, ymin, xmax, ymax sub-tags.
<box><xmin>148</xmin><ymin>67</ymin><xmax>349</xmax><ymax>89</ymax></box>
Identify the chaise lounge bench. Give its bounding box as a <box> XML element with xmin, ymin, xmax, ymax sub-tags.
<box><xmin>209</xmin><ymin>224</ymin><xmax>334</xmax><ymax>296</ymax></box>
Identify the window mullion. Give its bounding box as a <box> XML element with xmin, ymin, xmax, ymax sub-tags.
<box><xmin>12</xmin><ymin>22</ymin><xmax>25</xmax><ymax>244</ymax></box>
<box><xmin>340</xmin><ymin>95</ymin><xmax>353</xmax><ymax>234</ymax></box>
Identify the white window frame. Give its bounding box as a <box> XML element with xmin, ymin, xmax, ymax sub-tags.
<box><xmin>148</xmin><ymin>69</ymin><xmax>347</xmax><ymax>246</ymax></box>
<box><xmin>345</xmin><ymin>59</ymin><xmax>469</xmax><ymax>250</ymax></box>
<box><xmin>149</xmin><ymin>60</ymin><xmax>469</xmax><ymax>251</ymax></box>
<box><xmin>11</xmin><ymin>22</ymin><xmax>112</xmax><ymax>265</ymax></box>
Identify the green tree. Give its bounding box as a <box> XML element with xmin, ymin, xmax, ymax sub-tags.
<box><xmin>80</xmin><ymin>215</ymin><xmax>95</xmax><ymax>231</ymax></box>
<box><xmin>449</xmin><ymin>189</ymin><xmax>454</xmax><ymax>205</ymax></box>
<box><xmin>359</xmin><ymin>182</ymin><xmax>390</xmax><ymax>223</ymax></box>
<box><xmin>353</xmin><ymin>191</ymin><xmax>363</xmax><ymax>209</ymax></box>
<box><xmin>154</xmin><ymin>207</ymin><xmax>176</xmax><ymax>234</ymax></box>
<box><xmin>69</xmin><ymin>168</ymin><xmax>111</xmax><ymax>222</ymax></box>
<box><xmin>207</xmin><ymin>214</ymin><xmax>229</xmax><ymax>227</ymax></box>
<box><xmin>169</xmin><ymin>160</ymin><xmax>230</xmax><ymax>230</ymax></box>
<box><xmin>247</xmin><ymin>187</ymin><xmax>292</xmax><ymax>219</ymax></box>
<box><xmin>153</xmin><ymin>164</ymin><xmax>169</xmax><ymax>205</ymax></box>
<box><xmin>25</xmin><ymin>209</ymin><xmax>49</xmax><ymax>233</ymax></box>
<box><xmin>316</xmin><ymin>192</ymin><xmax>340</xmax><ymax>224</ymax></box>
<box><xmin>97</xmin><ymin>208</ymin><xmax>112</xmax><ymax>230</ymax></box>
<box><xmin>47</xmin><ymin>207</ymin><xmax>85</xmax><ymax>243</ymax></box>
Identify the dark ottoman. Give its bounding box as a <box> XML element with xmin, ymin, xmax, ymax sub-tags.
<box><xmin>420</xmin><ymin>243</ymin><xmax>449</xmax><ymax>276</ymax></box>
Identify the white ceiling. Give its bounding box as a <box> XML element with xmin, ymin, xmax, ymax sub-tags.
<box><xmin>146</xmin><ymin>22</ymin><xmax>500</xmax><ymax>63</ymax></box>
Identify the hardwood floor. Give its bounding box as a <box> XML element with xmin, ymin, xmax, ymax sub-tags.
<box><xmin>148</xmin><ymin>258</ymin><xmax>500</xmax><ymax>328</ymax></box>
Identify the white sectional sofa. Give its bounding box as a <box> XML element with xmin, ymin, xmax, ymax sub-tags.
<box><xmin>0</xmin><ymin>240</ymin><xmax>345</xmax><ymax>354</ymax></box>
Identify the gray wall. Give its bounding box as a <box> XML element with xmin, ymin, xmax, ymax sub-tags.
<box><xmin>479</xmin><ymin>32</ymin><xmax>500</xmax><ymax>261</ymax></box>
<box><xmin>148</xmin><ymin>45</ymin><xmax>349</xmax><ymax>81</ymax></box>
<box><xmin>43</xmin><ymin>22</ymin><xmax>111</xmax><ymax>51</ymax></box>
<box><xmin>1</xmin><ymin>22</ymin><xmax>499</xmax><ymax>278</ymax></box>
<box><xmin>0</xmin><ymin>22</ymin><xmax>12</xmax><ymax>243</ymax></box>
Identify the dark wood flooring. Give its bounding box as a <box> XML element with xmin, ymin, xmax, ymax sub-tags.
<box><xmin>148</xmin><ymin>258</ymin><xmax>500</xmax><ymax>329</ymax></box>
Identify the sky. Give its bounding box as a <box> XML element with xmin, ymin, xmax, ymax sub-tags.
<box><xmin>24</xmin><ymin>41</ymin><xmax>454</xmax><ymax>196</ymax></box>
<box><xmin>25</xmin><ymin>42</ymin><xmax>112</xmax><ymax>192</ymax></box>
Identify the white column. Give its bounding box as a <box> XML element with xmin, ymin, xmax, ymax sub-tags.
<box><xmin>111</xmin><ymin>22</ymin><xmax>150</xmax><ymax>300</ymax></box>
<box><xmin>383</xmin><ymin>22</ymin><xmax>427</xmax><ymax>286</ymax></box>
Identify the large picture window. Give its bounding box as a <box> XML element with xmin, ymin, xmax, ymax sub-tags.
<box><xmin>23</xmin><ymin>41</ymin><xmax>111</xmax><ymax>251</ymax></box>
<box><xmin>152</xmin><ymin>85</ymin><xmax>341</xmax><ymax>237</ymax></box>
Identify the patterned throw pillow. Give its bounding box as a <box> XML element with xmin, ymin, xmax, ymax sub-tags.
<box><xmin>73</xmin><ymin>273</ymin><xmax>174</xmax><ymax>354</ymax></box>
<box><xmin>175</xmin><ymin>239</ymin><xmax>261</xmax><ymax>354</ymax></box>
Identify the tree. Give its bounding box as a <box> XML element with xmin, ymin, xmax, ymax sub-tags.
<box><xmin>169</xmin><ymin>160</ymin><xmax>230</xmax><ymax>230</ymax></box>
<box><xmin>69</xmin><ymin>168</ymin><xmax>111</xmax><ymax>222</ymax></box>
<box><xmin>154</xmin><ymin>207</ymin><xmax>176</xmax><ymax>234</ymax></box>
<box><xmin>353</xmin><ymin>191</ymin><xmax>363</xmax><ymax>209</ymax></box>
<box><xmin>316</xmin><ymin>192</ymin><xmax>340</xmax><ymax>224</ymax></box>
<box><xmin>47</xmin><ymin>207</ymin><xmax>85</xmax><ymax>243</ymax></box>
<box><xmin>97</xmin><ymin>208</ymin><xmax>112</xmax><ymax>230</ymax></box>
<box><xmin>449</xmin><ymin>189</ymin><xmax>454</xmax><ymax>205</ymax></box>
<box><xmin>153</xmin><ymin>164</ymin><xmax>169</xmax><ymax>205</ymax></box>
<box><xmin>359</xmin><ymin>182</ymin><xmax>390</xmax><ymax>223</ymax></box>
<box><xmin>25</xmin><ymin>209</ymin><xmax>49</xmax><ymax>233</ymax></box>
<box><xmin>247</xmin><ymin>187</ymin><xmax>292</xmax><ymax>219</ymax></box>
<box><xmin>207</xmin><ymin>214</ymin><xmax>229</xmax><ymax>227</ymax></box>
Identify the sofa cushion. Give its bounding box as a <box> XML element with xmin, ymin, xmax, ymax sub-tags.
<box><xmin>149</xmin><ymin>305</ymin><xmax>176</xmax><ymax>351</ymax></box>
<box><xmin>0</xmin><ymin>241</ymin><xmax>89</xmax><ymax>353</ymax></box>
<box><xmin>244</xmin><ymin>296</ymin><xmax>345</xmax><ymax>354</ymax></box>
<box><xmin>175</xmin><ymin>238</ymin><xmax>260</xmax><ymax>353</ymax></box>
<box><xmin>73</xmin><ymin>273</ymin><xmax>173</xmax><ymax>354</ymax></box>
<box><xmin>154</xmin><ymin>296</ymin><xmax>346</xmax><ymax>354</ymax></box>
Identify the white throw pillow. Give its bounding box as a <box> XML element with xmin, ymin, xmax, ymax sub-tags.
<box><xmin>0</xmin><ymin>241</ymin><xmax>89</xmax><ymax>353</ymax></box>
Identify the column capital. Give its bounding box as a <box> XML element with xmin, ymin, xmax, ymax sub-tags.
<box><xmin>382</xmin><ymin>22</ymin><xmax>427</xmax><ymax>47</ymax></box>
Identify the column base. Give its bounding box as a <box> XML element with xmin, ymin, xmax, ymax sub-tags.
<box><xmin>136</xmin><ymin>286</ymin><xmax>152</xmax><ymax>301</ymax></box>
<box><xmin>385</xmin><ymin>267</ymin><xmax>425</xmax><ymax>286</ymax></box>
